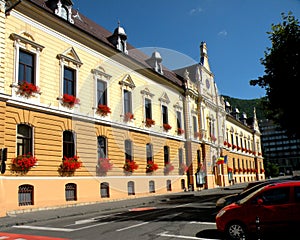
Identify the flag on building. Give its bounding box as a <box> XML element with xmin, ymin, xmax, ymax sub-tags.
<box><xmin>224</xmin><ymin>155</ymin><xmax>228</xmax><ymax>164</ymax></box>
<box><xmin>217</xmin><ymin>156</ymin><xmax>224</xmax><ymax>165</ymax></box>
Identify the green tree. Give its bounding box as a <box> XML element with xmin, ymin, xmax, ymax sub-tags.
<box><xmin>250</xmin><ymin>12</ymin><xmax>300</xmax><ymax>138</ymax></box>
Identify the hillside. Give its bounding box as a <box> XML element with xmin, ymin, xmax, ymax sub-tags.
<box><xmin>222</xmin><ymin>95</ymin><xmax>266</xmax><ymax>121</ymax></box>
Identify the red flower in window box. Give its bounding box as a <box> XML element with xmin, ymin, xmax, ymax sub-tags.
<box><xmin>224</xmin><ymin>141</ymin><xmax>228</xmax><ymax>146</ymax></box>
<box><xmin>17</xmin><ymin>81</ymin><xmax>40</xmax><ymax>97</ymax></box>
<box><xmin>146</xmin><ymin>160</ymin><xmax>158</xmax><ymax>173</ymax></box>
<box><xmin>58</xmin><ymin>155</ymin><xmax>81</xmax><ymax>176</ymax></box>
<box><xmin>145</xmin><ymin>118</ymin><xmax>155</xmax><ymax>127</ymax></box>
<box><xmin>96</xmin><ymin>104</ymin><xmax>111</xmax><ymax>116</ymax></box>
<box><xmin>237</xmin><ymin>146</ymin><xmax>241</xmax><ymax>150</ymax></box>
<box><xmin>124</xmin><ymin>112</ymin><xmax>134</xmax><ymax>122</ymax></box>
<box><xmin>61</xmin><ymin>94</ymin><xmax>80</xmax><ymax>108</ymax></box>
<box><xmin>164</xmin><ymin>162</ymin><xmax>174</xmax><ymax>175</ymax></box>
<box><xmin>11</xmin><ymin>153</ymin><xmax>38</xmax><ymax>174</ymax></box>
<box><xmin>194</xmin><ymin>132</ymin><xmax>202</xmax><ymax>138</ymax></box>
<box><xmin>96</xmin><ymin>158</ymin><xmax>113</xmax><ymax>176</ymax></box>
<box><xmin>211</xmin><ymin>135</ymin><xmax>217</xmax><ymax>142</ymax></box>
<box><xmin>179</xmin><ymin>163</ymin><xmax>189</xmax><ymax>175</ymax></box>
<box><xmin>233</xmin><ymin>145</ymin><xmax>237</xmax><ymax>149</ymax></box>
<box><xmin>123</xmin><ymin>159</ymin><xmax>138</xmax><ymax>174</ymax></box>
<box><xmin>227</xmin><ymin>143</ymin><xmax>232</xmax><ymax>148</ymax></box>
<box><xmin>163</xmin><ymin>123</ymin><xmax>172</xmax><ymax>131</ymax></box>
<box><xmin>228</xmin><ymin>167</ymin><xmax>233</xmax><ymax>173</ymax></box>
<box><xmin>177</xmin><ymin>128</ymin><xmax>185</xmax><ymax>135</ymax></box>
<box><xmin>261</xmin><ymin>169</ymin><xmax>265</xmax><ymax>173</ymax></box>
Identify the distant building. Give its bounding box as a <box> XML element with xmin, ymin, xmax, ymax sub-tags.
<box><xmin>259</xmin><ymin>119</ymin><xmax>300</xmax><ymax>175</ymax></box>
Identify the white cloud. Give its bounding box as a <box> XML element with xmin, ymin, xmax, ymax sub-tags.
<box><xmin>218</xmin><ymin>30</ymin><xmax>228</xmax><ymax>36</ymax></box>
<box><xmin>189</xmin><ymin>7</ymin><xmax>203</xmax><ymax>15</ymax></box>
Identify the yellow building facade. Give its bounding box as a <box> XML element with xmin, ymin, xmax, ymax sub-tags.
<box><xmin>0</xmin><ymin>0</ymin><xmax>264</xmax><ymax>217</ymax></box>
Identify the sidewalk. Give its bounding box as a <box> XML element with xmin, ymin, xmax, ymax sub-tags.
<box><xmin>0</xmin><ymin>183</ymin><xmax>246</xmax><ymax>229</ymax></box>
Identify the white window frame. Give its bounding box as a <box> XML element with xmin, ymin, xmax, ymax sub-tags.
<box><xmin>10</xmin><ymin>33</ymin><xmax>44</xmax><ymax>98</ymax></box>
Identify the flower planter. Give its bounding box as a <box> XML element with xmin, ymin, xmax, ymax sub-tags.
<box><xmin>145</xmin><ymin>160</ymin><xmax>158</xmax><ymax>173</ymax></box>
<box><xmin>11</xmin><ymin>153</ymin><xmax>37</xmax><ymax>175</ymax></box>
<box><xmin>163</xmin><ymin>123</ymin><xmax>172</xmax><ymax>131</ymax></box>
<box><xmin>96</xmin><ymin>105</ymin><xmax>111</xmax><ymax>116</ymax></box>
<box><xmin>60</xmin><ymin>94</ymin><xmax>80</xmax><ymax>108</ymax></box>
<box><xmin>145</xmin><ymin>118</ymin><xmax>155</xmax><ymax>128</ymax></box>
<box><xmin>164</xmin><ymin>162</ymin><xmax>174</xmax><ymax>175</ymax></box>
<box><xmin>123</xmin><ymin>159</ymin><xmax>138</xmax><ymax>175</ymax></box>
<box><xmin>17</xmin><ymin>81</ymin><xmax>40</xmax><ymax>98</ymax></box>
<box><xmin>124</xmin><ymin>112</ymin><xmax>134</xmax><ymax>122</ymax></box>
<box><xmin>96</xmin><ymin>158</ymin><xmax>113</xmax><ymax>176</ymax></box>
<box><xmin>58</xmin><ymin>155</ymin><xmax>81</xmax><ymax>176</ymax></box>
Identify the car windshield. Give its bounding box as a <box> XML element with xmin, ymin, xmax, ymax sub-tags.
<box><xmin>238</xmin><ymin>182</ymin><xmax>269</xmax><ymax>199</ymax></box>
<box><xmin>238</xmin><ymin>186</ymin><xmax>266</xmax><ymax>204</ymax></box>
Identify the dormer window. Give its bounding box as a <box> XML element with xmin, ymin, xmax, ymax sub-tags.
<box><xmin>46</xmin><ymin>0</ymin><xmax>74</xmax><ymax>24</ymax></box>
<box><xmin>146</xmin><ymin>51</ymin><xmax>163</xmax><ymax>75</ymax></box>
<box><xmin>108</xmin><ymin>22</ymin><xmax>128</xmax><ymax>54</ymax></box>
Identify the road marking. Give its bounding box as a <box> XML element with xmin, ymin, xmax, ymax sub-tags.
<box><xmin>116</xmin><ymin>222</ymin><xmax>149</xmax><ymax>232</ymax></box>
<box><xmin>189</xmin><ymin>221</ymin><xmax>216</xmax><ymax>226</ymax></box>
<box><xmin>129</xmin><ymin>207</ymin><xmax>156</xmax><ymax>211</ymax></box>
<box><xmin>13</xmin><ymin>221</ymin><xmax>111</xmax><ymax>232</ymax></box>
<box><xmin>157</xmin><ymin>212</ymin><xmax>182</xmax><ymax>220</ymax></box>
<box><xmin>13</xmin><ymin>226</ymin><xmax>73</xmax><ymax>232</ymax></box>
<box><xmin>157</xmin><ymin>231</ymin><xmax>221</xmax><ymax>240</ymax></box>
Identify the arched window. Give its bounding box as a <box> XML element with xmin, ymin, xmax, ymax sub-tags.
<box><xmin>166</xmin><ymin>180</ymin><xmax>172</xmax><ymax>191</ymax></box>
<box><xmin>100</xmin><ymin>182</ymin><xmax>110</xmax><ymax>198</ymax></box>
<box><xmin>65</xmin><ymin>183</ymin><xmax>77</xmax><ymax>201</ymax></box>
<box><xmin>17</xmin><ymin>124</ymin><xmax>32</xmax><ymax>156</ymax></box>
<box><xmin>125</xmin><ymin>139</ymin><xmax>132</xmax><ymax>161</ymax></box>
<box><xmin>63</xmin><ymin>131</ymin><xmax>75</xmax><ymax>158</ymax></box>
<box><xmin>18</xmin><ymin>184</ymin><xmax>34</xmax><ymax>206</ymax></box>
<box><xmin>149</xmin><ymin>180</ymin><xmax>155</xmax><ymax>193</ymax></box>
<box><xmin>128</xmin><ymin>181</ymin><xmax>135</xmax><ymax>195</ymax></box>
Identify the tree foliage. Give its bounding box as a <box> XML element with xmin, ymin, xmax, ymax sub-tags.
<box><xmin>250</xmin><ymin>12</ymin><xmax>300</xmax><ymax>138</ymax></box>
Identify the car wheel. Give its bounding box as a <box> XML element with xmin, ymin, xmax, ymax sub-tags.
<box><xmin>226</xmin><ymin>222</ymin><xmax>247</xmax><ymax>240</ymax></box>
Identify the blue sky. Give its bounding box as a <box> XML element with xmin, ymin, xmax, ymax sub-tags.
<box><xmin>75</xmin><ymin>0</ymin><xmax>300</xmax><ymax>99</ymax></box>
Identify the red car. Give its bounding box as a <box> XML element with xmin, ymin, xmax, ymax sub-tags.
<box><xmin>216</xmin><ymin>181</ymin><xmax>300</xmax><ymax>239</ymax></box>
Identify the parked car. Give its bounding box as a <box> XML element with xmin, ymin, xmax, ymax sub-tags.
<box><xmin>215</xmin><ymin>181</ymin><xmax>300</xmax><ymax>239</ymax></box>
<box><xmin>216</xmin><ymin>180</ymin><xmax>266</xmax><ymax>210</ymax></box>
<box><xmin>215</xmin><ymin>177</ymin><xmax>300</xmax><ymax>210</ymax></box>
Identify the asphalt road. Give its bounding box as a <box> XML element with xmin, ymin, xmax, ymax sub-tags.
<box><xmin>0</xmin><ymin>184</ymin><xmax>246</xmax><ymax>240</ymax></box>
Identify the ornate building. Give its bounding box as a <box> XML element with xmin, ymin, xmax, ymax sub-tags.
<box><xmin>0</xmin><ymin>0</ymin><xmax>264</xmax><ymax>216</ymax></box>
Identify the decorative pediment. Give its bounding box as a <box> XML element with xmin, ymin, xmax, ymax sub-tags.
<box><xmin>140</xmin><ymin>88</ymin><xmax>154</xmax><ymax>98</ymax></box>
<box><xmin>119</xmin><ymin>74</ymin><xmax>135</xmax><ymax>89</ymax></box>
<box><xmin>91</xmin><ymin>67</ymin><xmax>112</xmax><ymax>80</ymax></box>
<box><xmin>57</xmin><ymin>47</ymin><xmax>82</xmax><ymax>67</ymax></box>
<box><xmin>159</xmin><ymin>92</ymin><xmax>170</xmax><ymax>104</ymax></box>
<box><xmin>173</xmin><ymin>102</ymin><xmax>183</xmax><ymax>111</ymax></box>
<box><xmin>10</xmin><ymin>32</ymin><xmax>44</xmax><ymax>51</ymax></box>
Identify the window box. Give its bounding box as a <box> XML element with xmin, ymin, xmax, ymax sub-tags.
<box><xmin>96</xmin><ymin>104</ymin><xmax>111</xmax><ymax>116</ymax></box>
<box><xmin>124</xmin><ymin>112</ymin><xmax>134</xmax><ymax>122</ymax></box>
<box><xmin>96</xmin><ymin>158</ymin><xmax>113</xmax><ymax>176</ymax></box>
<box><xmin>60</xmin><ymin>94</ymin><xmax>80</xmax><ymax>108</ymax></box>
<box><xmin>146</xmin><ymin>160</ymin><xmax>158</xmax><ymax>173</ymax></box>
<box><xmin>17</xmin><ymin>81</ymin><xmax>40</xmax><ymax>98</ymax></box>
<box><xmin>123</xmin><ymin>159</ymin><xmax>138</xmax><ymax>174</ymax></box>
<box><xmin>163</xmin><ymin>123</ymin><xmax>172</xmax><ymax>131</ymax></box>
<box><xmin>164</xmin><ymin>162</ymin><xmax>174</xmax><ymax>175</ymax></box>
<box><xmin>145</xmin><ymin>118</ymin><xmax>155</xmax><ymax>128</ymax></box>
<box><xmin>177</xmin><ymin>128</ymin><xmax>185</xmax><ymax>135</ymax></box>
<box><xmin>58</xmin><ymin>155</ymin><xmax>81</xmax><ymax>176</ymax></box>
<box><xmin>11</xmin><ymin>153</ymin><xmax>38</xmax><ymax>175</ymax></box>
